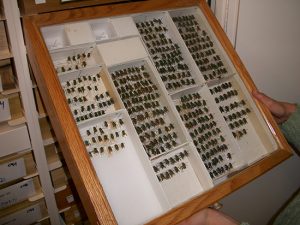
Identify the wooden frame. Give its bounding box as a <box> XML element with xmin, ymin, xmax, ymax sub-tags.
<box><xmin>23</xmin><ymin>0</ymin><xmax>292</xmax><ymax>224</ymax></box>
<box><xmin>18</xmin><ymin>0</ymin><xmax>141</xmax><ymax>15</ymax></box>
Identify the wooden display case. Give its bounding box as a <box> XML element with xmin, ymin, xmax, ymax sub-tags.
<box><xmin>18</xmin><ymin>0</ymin><xmax>138</xmax><ymax>15</ymax></box>
<box><xmin>23</xmin><ymin>0</ymin><xmax>293</xmax><ymax>224</ymax></box>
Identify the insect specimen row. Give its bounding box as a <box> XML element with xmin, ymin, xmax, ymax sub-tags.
<box><xmin>62</xmin><ymin>72</ymin><xmax>115</xmax><ymax>123</ymax></box>
<box><xmin>111</xmin><ymin>63</ymin><xmax>180</xmax><ymax>159</ymax></box>
<box><xmin>153</xmin><ymin>149</ymin><xmax>189</xmax><ymax>182</ymax></box>
<box><xmin>175</xmin><ymin>91</ymin><xmax>234</xmax><ymax>179</ymax></box>
<box><xmin>172</xmin><ymin>14</ymin><xmax>228</xmax><ymax>82</ymax></box>
<box><xmin>135</xmin><ymin>18</ymin><xmax>196</xmax><ymax>93</ymax></box>
<box><xmin>55</xmin><ymin>48</ymin><xmax>94</xmax><ymax>74</ymax></box>
<box><xmin>209</xmin><ymin>81</ymin><xmax>251</xmax><ymax>140</ymax></box>
<box><xmin>81</xmin><ymin>117</ymin><xmax>127</xmax><ymax>157</ymax></box>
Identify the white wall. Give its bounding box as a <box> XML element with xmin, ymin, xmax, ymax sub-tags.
<box><xmin>218</xmin><ymin>1</ymin><xmax>300</xmax><ymax>224</ymax></box>
<box><xmin>235</xmin><ymin>0</ymin><xmax>300</xmax><ymax>103</ymax></box>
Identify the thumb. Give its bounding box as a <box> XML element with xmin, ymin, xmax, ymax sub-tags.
<box><xmin>252</xmin><ymin>90</ymin><xmax>285</xmax><ymax>118</ymax></box>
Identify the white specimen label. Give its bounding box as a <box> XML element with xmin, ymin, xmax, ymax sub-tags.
<box><xmin>0</xmin><ymin>158</ymin><xmax>26</xmax><ymax>185</ymax></box>
<box><xmin>0</xmin><ymin>98</ymin><xmax>11</xmax><ymax>122</ymax></box>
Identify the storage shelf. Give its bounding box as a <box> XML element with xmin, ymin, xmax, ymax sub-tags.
<box><xmin>34</xmin><ymin>88</ymin><xmax>47</xmax><ymax>118</ymax></box>
<box><xmin>39</xmin><ymin>117</ymin><xmax>56</xmax><ymax>146</ymax></box>
<box><xmin>37</xmin><ymin>205</ymin><xmax>88</xmax><ymax>225</ymax></box>
<box><xmin>60</xmin><ymin>204</ymin><xmax>88</xmax><ymax>225</ymax></box>
<box><xmin>0</xmin><ymin>19</ymin><xmax>11</xmax><ymax>60</ymax></box>
<box><xmin>55</xmin><ymin>184</ymin><xmax>80</xmax><ymax>211</ymax></box>
<box><xmin>0</xmin><ymin>63</ymin><xmax>18</xmax><ymax>95</ymax></box>
<box><xmin>51</xmin><ymin>167</ymin><xmax>69</xmax><ymax>193</ymax></box>
<box><xmin>1</xmin><ymin>93</ymin><xmax>26</xmax><ymax>126</ymax></box>
<box><xmin>0</xmin><ymin>86</ymin><xmax>19</xmax><ymax>96</ymax></box>
<box><xmin>0</xmin><ymin>149</ymin><xmax>37</xmax><ymax>185</ymax></box>
<box><xmin>0</xmin><ymin>62</ymin><xmax>24</xmax><ymax>126</ymax></box>
<box><xmin>0</xmin><ymin>1</ymin><xmax>4</xmax><ymax>21</ymax></box>
<box><xmin>0</xmin><ymin>51</ymin><xmax>12</xmax><ymax>60</ymax></box>
<box><xmin>1</xmin><ymin>0</ymin><xmax>64</xmax><ymax>224</ymax></box>
<box><xmin>0</xmin><ymin>122</ymin><xmax>31</xmax><ymax>157</ymax></box>
<box><xmin>45</xmin><ymin>144</ymin><xmax>63</xmax><ymax>171</ymax></box>
<box><xmin>0</xmin><ymin>199</ymin><xmax>48</xmax><ymax>225</ymax></box>
<box><xmin>0</xmin><ymin>177</ymin><xmax>43</xmax><ymax>212</ymax></box>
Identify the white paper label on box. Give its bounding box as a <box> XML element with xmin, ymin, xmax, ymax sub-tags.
<box><xmin>97</xmin><ymin>37</ymin><xmax>148</xmax><ymax>67</ymax></box>
<box><xmin>0</xmin><ymin>124</ymin><xmax>32</xmax><ymax>157</ymax></box>
<box><xmin>0</xmin><ymin>179</ymin><xmax>36</xmax><ymax>209</ymax></box>
<box><xmin>66</xmin><ymin>194</ymin><xmax>74</xmax><ymax>203</ymax></box>
<box><xmin>111</xmin><ymin>17</ymin><xmax>140</xmax><ymax>37</ymax></box>
<box><xmin>0</xmin><ymin>98</ymin><xmax>11</xmax><ymax>123</ymax></box>
<box><xmin>0</xmin><ymin>203</ymin><xmax>42</xmax><ymax>225</ymax></box>
<box><xmin>65</xmin><ymin>22</ymin><xmax>95</xmax><ymax>45</ymax></box>
<box><xmin>0</xmin><ymin>158</ymin><xmax>26</xmax><ymax>185</ymax></box>
<box><xmin>73</xmin><ymin>209</ymin><xmax>81</xmax><ymax>218</ymax></box>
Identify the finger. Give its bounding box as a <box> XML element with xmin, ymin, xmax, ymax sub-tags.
<box><xmin>252</xmin><ymin>90</ymin><xmax>285</xmax><ymax>118</ymax></box>
<box><xmin>176</xmin><ymin>210</ymin><xmax>208</xmax><ymax>225</ymax></box>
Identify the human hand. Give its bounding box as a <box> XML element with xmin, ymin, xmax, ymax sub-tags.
<box><xmin>176</xmin><ymin>208</ymin><xmax>239</xmax><ymax>225</ymax></box>
<box><xmin>252</xmin><ymin>90</ymin><xmax>296</xmax><ymax>124</ymax></box>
